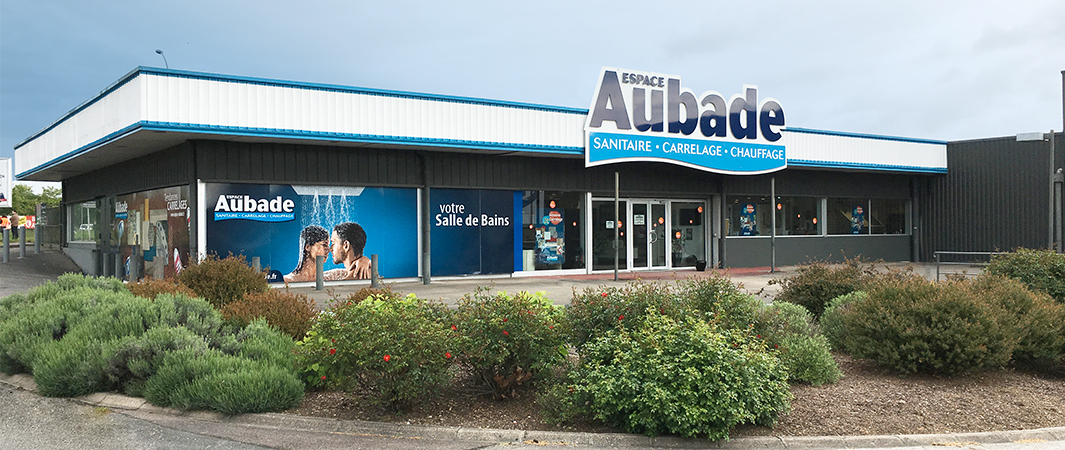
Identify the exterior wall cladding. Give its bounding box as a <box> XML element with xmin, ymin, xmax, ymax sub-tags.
<box><xmin>919</xmin><ymin>132</ymin><xmax>1065</xmax><ymax>261</ymax></box>
<box><xmin>67</xmin><ymin>134</ymin><xmax>1065</xmax><ymax>268</ymax></box>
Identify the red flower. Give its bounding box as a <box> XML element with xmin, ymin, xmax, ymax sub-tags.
<box><xmin>329</xmin><ymin>348</ymin><xmax>336</xmax><ymax>355</ymax></box>
<box><xmin>451</xmin><ymin>325</ymin><xmax>457</xmax><ymax>331</ymax></box>
<box><xmin>549</xmin><ymin>326</ymin><xmax>554</xmax><ymax>329</ymax></box>
<box><xmin>503</xmin><ymin>330</ymin><xmax>509</xmax><ymax>336</ymax></box>
<box><xmin>757</xmin><ymin>335</ymin><xmax>762</xmax><ymax>338</ymax></box>
<box><xmin>331</xmin><ymin>339</ymin><xmax>336</xmax><ymax>343</ymax></box>
<box><xmin>774</xmin><ymin>344</ymin><xmax>779</xmax><ymax>349</ymax></box>
<box><xmin>383</xmin><ymin>354</ymin><xmax>391</xmax><ymax>362</ymax></box>
<box><xmin>601</xmin><ymin>292</ymin><xmax>608</xmax><ymax>297</ymax></box>
<box><xmin>445</xmin><ymin>352</ymin><xmax>452</xmax><ymax>359</ymax></box>
<box><xmin>321</xmin><ymin>375</ymin><xmax>327</xmax><ymax>381</ymax></box>
<box><xmin>503</xmin><ymin>318</ymin><xmax>508</xmax><ymax>322</ymax></box>
<box><xmin>618</xmin><ymin>315</ymin><xmax>624</xmax><ymax>321</ymax></box>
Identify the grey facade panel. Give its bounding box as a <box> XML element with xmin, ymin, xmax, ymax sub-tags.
<box><xmin>723</xmin><ymin>170</ymin><xmax>911</xmax><ymax>198</ymax></box>
<box><xmin>724</xmin><ymin>235</ymin><xmax>911</xmax><ymax>267</ymax></box>
<box><xmin>63</xmin><ymin>143</ymin><xmax>194</xmax><ymax>203</ymax></box>
<box><xmin>919</xmin><ymin>133</ymin><xmax>1065</xmax><ymax>261</ymax></box>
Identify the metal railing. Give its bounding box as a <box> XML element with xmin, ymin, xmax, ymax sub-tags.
<box><xmin>933</xmin><ymin>251</ymin><xmax>1005</xmax><ymax>281</ymax></box>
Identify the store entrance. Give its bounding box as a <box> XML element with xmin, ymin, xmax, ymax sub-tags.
<box><xmin>591</xmin><ymin>199</ymin><xmax>707</xmax><ymax>272</ymax></box>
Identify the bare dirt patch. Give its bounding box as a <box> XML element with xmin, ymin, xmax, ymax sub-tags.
<box><xmin>286</xmin><ymin>353</ymin><xmax>1065</xmax><ymax>437</ymax></box>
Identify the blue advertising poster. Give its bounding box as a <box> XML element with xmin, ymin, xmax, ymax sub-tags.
<box><xmin>851</xmin><ymin>205</ymin><xmax>866</xmax><ymax>234</ymax></box>
<box><xmin>206</xmin><ymin>183</ymin><xmax>418</xmax><ymax>282</ymax></box>
<box><xmin>739</xmin><ymin>203</ymin><xmax>758</xmax><ymax>236</ymax></box>
<box><xmin>431</xmin><ymin>189</ymin><xmax>515</xmax><ymax>276</ymax></box>
<box><xmin>536</xmin><ymin>208</ymin><xmax>565</xmax><ymax>265</ymax></box>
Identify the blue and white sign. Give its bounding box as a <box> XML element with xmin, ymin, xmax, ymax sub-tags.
<box><xmin>585</xmin><ymin>67</ymin><xmax>786</xmax><ymax>175</ymax></box>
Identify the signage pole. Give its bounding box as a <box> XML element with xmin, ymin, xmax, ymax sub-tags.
<box><xmin>770</xmin><ymin>177</ymin><xmax>777</xmax><ymax>273</ymax></box>
<box><xmin>614</xmin><ymin>172</ymin><xmax>619</xmax><ymax>281</ymax></box>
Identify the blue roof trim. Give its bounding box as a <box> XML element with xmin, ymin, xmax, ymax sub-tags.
<box><xmin>16</xmin><ymin>66</ymin><xmax>590</xmax><ymax>151</ymax></box>
<box><xmin>784</xmin><ymin>127</ymin><xmax>947</xmax><ymax>145</ymax></box>
<box><xmin>788</xmin><ymin>159</ymin><xmax>948</xmax><ymax>174</ymax></box>
<box><xmin>15</xmin><ymin>121</ymin><xmax>586</xmax><ymax>179</ymax></box>
<box><xmin>137</xmin><ymin>121</ymin><xmax>585</xmax><ymax>154</ymax></box>
<box><xmin>16</xmin><ymin>122</ymin><xmax>143</xmax><ymax>179</ymax></box>
<box><xmin>15</xmin><ymin>67</ymin><xmax>143</xmax><ymax>150</ymax></box>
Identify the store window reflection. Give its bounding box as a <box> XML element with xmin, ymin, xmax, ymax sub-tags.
<box><xmin>521</xmin><ymin>191</ymin><xmax>585</xmax><ymax>271</ymax></box>
<box><xmin>670</xmin><ymin>202</ymin><xmax>705</xmax><ymax>267</ymax></box>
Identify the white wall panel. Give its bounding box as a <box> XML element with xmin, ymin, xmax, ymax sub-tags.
<box><xmin>784</xmin><ymin>130</ymin><xmax>946</xmax><ymax>172</ymax></box>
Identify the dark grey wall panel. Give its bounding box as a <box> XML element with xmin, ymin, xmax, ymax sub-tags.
<box><xmin>64</xmin><ymin>143</ymin><xmax>194</xmax><ymax>203</ymax></box>
<box><xmin>724</xmin><ymin>235</ymin><xmax>911</xmax><ymax>267</ymax></box>
<box><xmin>723</xmin><ymin>170</ymin><xmax>911</xmax><ymax>198</ymax></box>
<box><xmin>919</xmin><ymin>133</ymin><xmax>1065</xmax><ymax>260</ymax></box>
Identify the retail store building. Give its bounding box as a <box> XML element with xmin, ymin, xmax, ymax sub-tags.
<box><xmin>12</xmin><ymin>67</ymin><xmax>1064</xmax><ymax>282</ymax></box>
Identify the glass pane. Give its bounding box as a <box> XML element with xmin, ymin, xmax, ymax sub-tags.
<box><xmin>632</xmin><ymin>203</ymin><xmax>648</xmax><ymax>268</ymax></box>
<box><xmin>726</xmin><ymin>196</ymin><xmax>770</xmax><ymax>236</ymax></box>
<box><xmin>521</xmin><ymin>191</ymin><xmax>586</xmax><ymax>270</ymax></box>
<box><xmin>592</xmin><ymin>200</ymin><xmax>627</xmax><ymax>270</ymax></box>
<box><xmin>871</xmin><ymin>199</ymin><xmax>907</xmax><ymax>234</ymax></box>
<box><xmin>651</xmin><ymin>203</ymin><xmax>667</xmax><ymax>267</ymax></box>
<box><xmin>828</xmin><ymin>198</ymin><xmax>869</xmax><ymax>235</ymax></box>
<box><xmin>671</xmin><ymin>202</ymin><xmax>705</xmax><ymax>267</ymax></box>
<box><xmin>68</xmin><ymin>201</ymin><xmax>98</xmax><ymax>243</ymax></box>
<box><xmin>774</xmin><ymin>197</ymin><xmax>821</xmax><ymax>235</ymax></box>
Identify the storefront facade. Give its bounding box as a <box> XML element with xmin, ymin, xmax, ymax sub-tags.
<box><xmin>15</xmin><ymin>66</ymin><xmax>960</xmax><ymax>282</ymax></box>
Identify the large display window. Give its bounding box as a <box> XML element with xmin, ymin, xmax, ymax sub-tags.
<box><xmin>828</xmin><ymin>198</ymin><xmax>909</xmax><ymax>235</ymax></box>
<box><xmin>774</xmin><ymin>196</ymin><xmax>821</xmax><ymax>236</ymax></box>
<box><xmin>520</xmin><ymin>191</ymin><xmax>585</xmax><ymax>271</ymax></box>
<box><xmin>670</xmin><ymin>202</ymin><xmax>705</xmax><ymax>267</ymax></box>
<box><xmin>113</xmin><ymin>186</ymin><xmax>191</xmax><ymax>280</ymax></box>
<box><xmin>726</xmin><ymin>196</ymin><xmax>771</xmax><ymax>236</ymax></box>
<box><xmin>68</xmin><ymin>201</ymin><xmax>98</xmax><ymax>243</ymax></box>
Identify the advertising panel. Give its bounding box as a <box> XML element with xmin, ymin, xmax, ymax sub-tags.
<box><xmin>114</xmin><ymin>186</ymin><xmax>192</xmax><ymax>280</ymax></box>
<box><xmin>585</xmin><ymin>67</ymin><xmax>786</xmax><ymax>175</ymax></box>
<box><xmin>0</xmin><ymin>158</ymin><xmax>10</xmax><ymax>208</ymax></box>
<box><xmin>536</xmin><ymin>207</ymin><xmax>564</xmax><ymax>265</ymax></box>
<box><xmin>430</xmin><ymin>189</ymin><xmax>516</xmax><ymax>276</ymax></box>
<box><xmin>206</xmin><ymin>184</ymin><xmax>418</xmax><ymax>282</ymax></box>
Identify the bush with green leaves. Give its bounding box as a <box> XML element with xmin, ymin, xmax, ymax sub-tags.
<box><xmin>841</xmin><ymin>276</ymin><xmax>1014</xmax><ymax>375</ymax></box>
<box><xmin>750</xmin><ymin>302</ymin><xmax>840</xmax><ymax>385</ymax></box>
<box><xmin>176</xmin><ymin>253</ymin><xmax>268</xmax><ymax>308</ymax></box>
<box><xmin>966</xmin><ymin>275</ymin><xmax>1065</xmax><ymax>368</ymax></box>
<box><xmin>297</xmin><ymin>293</ymin><xmax>455</xmax><ymax>408</ymax></box>
<box><xmin>126</xmin><ymin>277</ymin><xmax>197</xmax><ymax>300</ymax></box>
<box><xmin>567</xmin><ymin>282</ymin><xmax>682</xmax><ymax>348</ymax></box>
<box><xmin>773</xmin><ymin>260</ymin><xmax>870</xmax><ymax>317</ymax></box>
<box><xmin>453</xmin><ymin>289</ymin><xmax>568</xmax><ymax>399</ymax></box>
<box><xmin>819</xmin><ymin>291</ymin><xmax>867</xmax><ymax>352</ymax></box>
<box><xmin>0</xmin><ymin>276</ymin><xmax>301</xmax><ymax>414</ymax></box>
<box><xmin>560</xmin><ymin>311</ymin><xmax>791</xmax><ymax>440</ymax></box>
<box><xmin>986</xmin><ymin>248</ymin><xmax>1065</xmax><ymax>303</ymax></box>
<box><xmin>679</xmin><ymin>273</ymin><xmax>761</xmax><ymax>327</ymax></box>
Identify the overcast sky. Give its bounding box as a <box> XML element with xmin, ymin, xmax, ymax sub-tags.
<box><xmin>2</xmin><ymin>0</ymin><xmax>1064</xmax><ymax>171</ymax></box>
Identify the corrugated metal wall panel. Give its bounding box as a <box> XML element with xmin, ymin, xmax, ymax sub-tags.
<box><xmin>64</xmin><ymin>143</ymin><xmax>193</xmax><ymax>203</ymax></box>
<box><xmin>919</xmin><ymin>134</ymin><xmax>1064</xmax><ymax>260</ymax></box>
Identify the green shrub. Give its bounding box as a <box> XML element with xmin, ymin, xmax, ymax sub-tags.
<box><xmin>564</xmin><ymin>312</ymin><xmax>791</xmax><ymax>439</ymax></box>
<box><xmin>842</xmin><ymin>276</ymin><xmax>1014</xmax><ymax>375</ymax></box>
<box><xmin>773</xmin><ymin>260</ymin><xmax>869</xmax><ymax>317</ymax></box>
<box><xmin>221</xmin><ymin>289</ymin><xmax>317</xmax><ymax>340</ymax></box>
<box><xmin>986</xmin><ymin>248</ymin><xmax>1065</xmax><ymax>303</ymax></box>
<box><xmin>752</xmin><ymin>301</ymin><xmax>816</xmax><ymax>347</ymax></box>
<box><xmin>968</xmin><ymin>275</ymin><xmax>1065</xmax><ymax>368</ymax></box>
<box><xmin>105</xmin><ymin>326</ymin><xmax>209</xmax><ymax>397</ymax></box>
<box><xmin>127</xmin><ymin>277</ymin><xmax>197</xmax><ymax>300</ymax></box>
<box><xmin>144</xmin><ymin>346</ymin><xmax>303</xmax><ymax>415</ymax></box>
<box><xmin>819</xmin><ymin>291</ymin><xmax>867</xmax><ymax>352</ymax></box>
<box><xmin>454</xmin><ymin>289</ymin><xmax>568</xmax><ymax>399</ymax></box>
<box><xmin>297</xmin><ymin>294</ymin><xmax>454</xmax><ymax>408</ymax></box>
<box><xmin>679</xmin><ymin>273</ymin><xmax>760</xmax><ymax>327</ymax></box>
<box><xmin>778</xmin><ymin>334</ymin><xmax>841</xmax><ymax>385</ymax></box>
<box><xmin>176</xmin><ymin>254</ymin><xmax>268</xmax><ymax>308</ymax></box>
<box><xmin>567</xmin><ymin>282</ymin><xmax>682</xmax><ymax>348</ymax></box>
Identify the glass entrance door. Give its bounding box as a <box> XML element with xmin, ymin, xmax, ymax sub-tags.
<box><xmin>632</xmin><ymin>201</ymin><xmax>668</xmax><ymax>269</ymax></box>
<box><xmin>592</xmin><ymin>200</ymin><xmax>627</xmax><ymax>271</ymax></box>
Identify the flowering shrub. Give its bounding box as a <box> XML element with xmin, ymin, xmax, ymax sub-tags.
<box><xmin>126</xmin><ymin>277</ymin><xmax>197</xmax><ymax>300</ymax></box>
<box><xmin>454</xmin><ymin>288</ymin><xmax>567</xmax><ymax>399</ymax></box>
<box><xmin>221</xmin><ymin>289</ymin><xmax>317</xmax><ymax>339</ymax></box>
<box><xmin>986</xmin><ymin>248</ymin><xmax>1065</xmax><ymax>303</ymax></box>
<box><xmin>177</xmin><ymin>253</ymin><xmax>268</xmax><ymax>308</ymax></box>
<box><xmin>841</xmin><ymin>276</ymin><xmax>1014</xmax><ymax>375</ymax></box>
<box><xmin>567</xmin><ymin>282</ymin><xmax>682</xmax><ymax>347</ymax></box>
<box><xmin>560</xmin><ymin>311</ymin><xmax>791</xmax><ymax>439</ymax></box>
<box><xmin>297</xmin><ymin>293</ymin><xmax>454</xmax><ymax>408</ymax></box>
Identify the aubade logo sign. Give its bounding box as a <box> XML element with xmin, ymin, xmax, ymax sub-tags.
<box><xmin>214</xmin><ymin>194</ymin><xmax>295</xmax><ymax>222</ymax></box>
<box><xmin>585</xmin><ymin>67</ymin><xmax>786</xmax><ymax>175</ymax></box>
